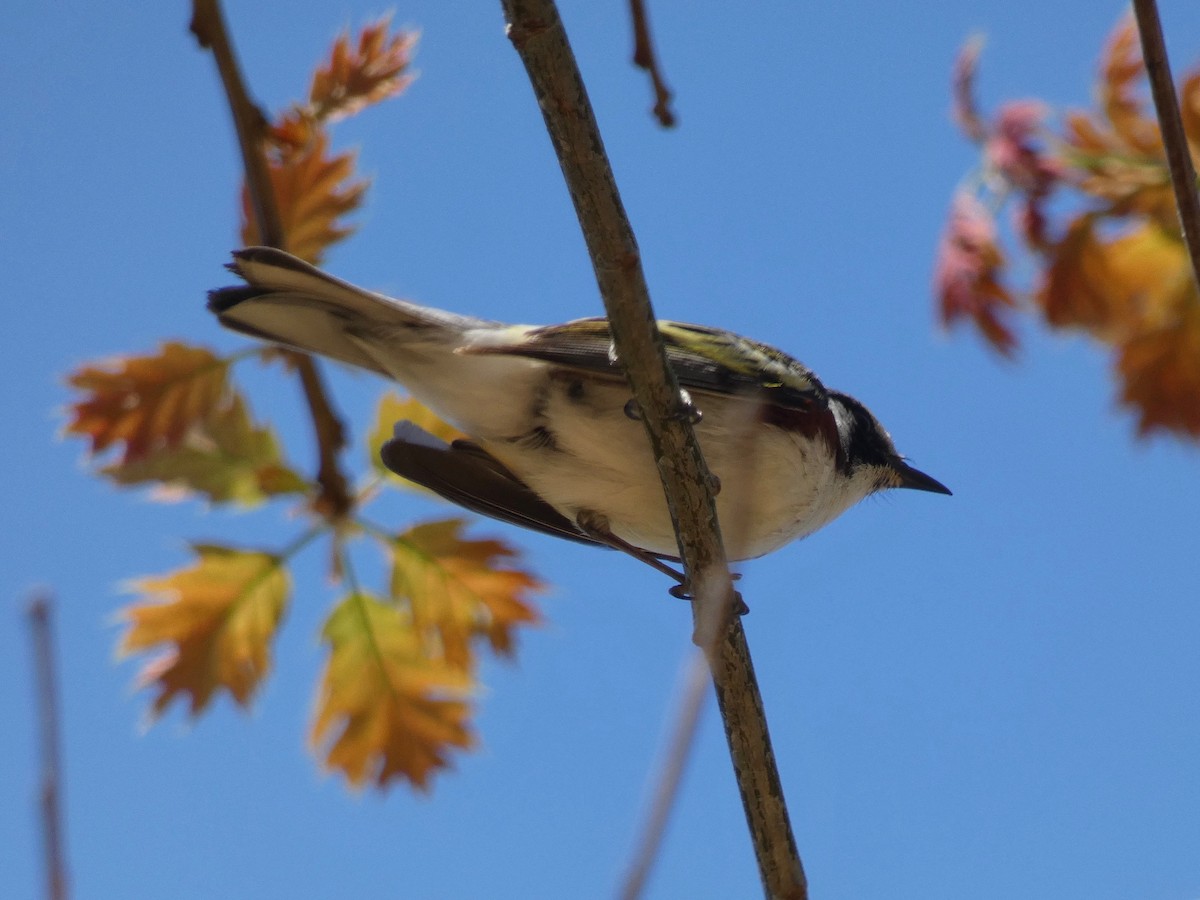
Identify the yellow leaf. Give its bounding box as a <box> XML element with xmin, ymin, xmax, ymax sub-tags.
<box><xmin>311</xmin><ymin>592</ymin><xmax>475</xmax><ymax>790</ymax></box>
<box><xmin>120</xmin><ymin>545</ymin><xmax>291</xmax><ymax>717</ymax></box>
<box><xmin>366</xmin><ymin>390</ymin><xmax>465</xmax><ymax>484</ymax></box>
<box><xmin>1118</xmin><ymin>285</ymin><xmax>1200</xmax><ymax>438</ymax></box>
<box><xmin>101</xmin><ymin>393</ymin><xmax>308</xmax><ymax>505</ymax></box>
<box><xmin>1039</xmin><ymin>218</ymin><xmax>1188</xmax><ymax>340</ymax></box>
<box><xmin>240</xmin><ymin>131</ymin><xmax>367</xmax><ymax>265</ymax></box>
<box><xmin>308</xmin><ymin>16</ymin><xmax>418</xmax><ymax>123</ymax></box>
<box><xmin>389</xmin><ymin>519</ymin><xmax>543</xmax><ymax>670</ymax></box>
<box><xmin>66</xmin><ymin>342</ymin><xmax>228</xmax><ymax>464</ymax></box>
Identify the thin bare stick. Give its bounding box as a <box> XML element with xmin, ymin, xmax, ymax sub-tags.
<box><xmin>628</xmin><ymin>0</ymin><xmax>676</xmax><ymax>128</ymax></box>
<box><xmin>189</xmin><ymin>0</ymin><xmax>283</xmax><ymax>249</ymax></box>
<box><xmin>620</xmin><ymin>650</ymin><xmax>710</xmax><ymax>899</ymax></box>
<box><xmin>1132</xmin><ymin>0</ymin><xmax>1200</xmax><ymax>289</ymax></box>
<box><xmin>191</xmin><ymin>0</ymin><xmax>353</xmax><ymax>520</ymax></box>
<box><xmin>499</xmin><ymin>2</ymin><xmax>804</xmax><ymax>896</ymax></box>
<box><xmin>294</xmin><ymin>352</ymin><xmax>353</xmax><ymax>519</ymax></box>
<box><xmin>28</xmin><ymin>593</ymin><xmax>69</xmax><ymax>900</ymax></box>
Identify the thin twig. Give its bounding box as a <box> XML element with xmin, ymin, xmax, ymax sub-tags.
<box><xmin>1132</xmin><ymin>0</ymin><xmax>1200</xmax><ymax>290</ymax></box>
<box><xmin>190</xmin><ymin>0</ymin><xmax>283</xmax><ymax>248</ymax></box>
<box><xmin>499</xmin><ymin>2</ymin><xmax>804</xmax><ymax>897</ymax></box>
<box><xmin>628</xmin><ymin>0</ymin><xmax>676</xmax><ymax>127</ymax></box>
<box><xmin>28</xmin><ymin>592</ymin><xmax>69</xmax><ymax>900</ymax></box>
<box><xmin>293</xmin><ymin>351</ymin><xmax>353</xmax><ymax>519</ymax></box>
<box><xmin>191</xmin><ymin>0</ymin><xmax>353</xmax><ymax>520</ymax></box>
<box><xmin>620</xmin><ymin>650</ymin><xmax>710</xmax><ymax>899</ymax></box>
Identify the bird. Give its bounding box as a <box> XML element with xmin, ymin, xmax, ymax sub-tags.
<box><xmin>209</xmin><ymin>247</ymin><xmax>949</xmax><ymax>571</ymax></box>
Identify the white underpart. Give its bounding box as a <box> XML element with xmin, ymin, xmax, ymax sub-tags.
<box><xmin>220</xmin><ymin>256</ymin><xmax>885</xmax><ymax>561</ymax></box>
<box><xmin>481</xmin><ymin>378</ymin><xmax>879</xmax><ymax>560</ymax></box>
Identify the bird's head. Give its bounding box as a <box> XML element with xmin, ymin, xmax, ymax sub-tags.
<box><xmin>829</xmin><ymin>392</ymin><xmax>951</xmax><ymax>499</ymax></box>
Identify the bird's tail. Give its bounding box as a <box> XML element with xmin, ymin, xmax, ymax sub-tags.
<box><xmin>208</xmin><ymin>247</ymin><xmax>492</xmax><ymax>377</ymax></box>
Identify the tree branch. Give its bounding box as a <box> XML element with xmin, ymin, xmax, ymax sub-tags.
<box><xmin>191</xmin><ymin>0</ymin><xmax>353</xmax><ymax>520</ymax></box>
<box><xmin>499</xmin><ymin>2</ymin><xmax>805</xmax><ymax>896</ymax></box>
<box><xmin>189</xmin><ymin>0</ymin><xmax>283</xmax><ymax>249</ymax></box>
<box><xmin>28</xmin><ymin>592</ymin><xmax>69</xmax><ymax>900</ymax></box>
<box><xmin>1132</xmin><ymin>0</ymin><xmax>1200</xmax><ymax>290</ymax></box>
<box><xmin>628</xmin><ymin>0</ymin><xmax>676</xmax><ymax>127</ymax></box>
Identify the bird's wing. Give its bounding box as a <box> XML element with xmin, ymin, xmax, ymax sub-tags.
<box><xmin>466</xmin><ymin>318</ymin><xmax>827</xmax><ymax>410</ymax></box>
<box><xmin>380</xmin><ymin>422</ymin><xmax>606</xmax><ymax>548</ymax></box>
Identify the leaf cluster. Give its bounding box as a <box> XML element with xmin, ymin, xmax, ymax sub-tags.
<box><xmin>937</xmin><ymin>13</ymin><xmax>1200</xmax><ymax>438</ymax></box>
<box><xmin>64</xmin><ymin>18</ymin><xmax>543</xmax><ymax>791</ymax></box>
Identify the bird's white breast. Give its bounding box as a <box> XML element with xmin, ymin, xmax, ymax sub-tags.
<box><xmin>480</xmin><ymin>372</ymin><xmax>873</xmax><ymax>560</ymax></box>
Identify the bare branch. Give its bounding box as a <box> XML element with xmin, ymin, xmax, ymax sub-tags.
<box><xmin>1132</xmin><ymin>0</ymin><xmax>1200</xmax><ymax>289</ymax></box>
<box><xmin>628</xmin><ymin>0</ymin><xmax>676</xmax><ymax>128</ymax></box>
<box><xmin>499</xmin><ymin>1</ymin><xmax>804</xmax><ymax>896</ymax></box>
<box><xmin>190</xmin><ymin>0</ymin><xmax>283</xmax><ymax>249</ymax></box>
<box><xmin>28</xmin><ymin>592</ymin><xmax>69</xmax><ymax>900</ymax></box>
<box><xmin>192</xmin><ymin>0</ymin><xmax>353</xmax><ymax>520</ymax></box>
<box><xmin>620</xmin><ymin>651</ymin><xmax>710</xmax><ymax>899</ymax></box>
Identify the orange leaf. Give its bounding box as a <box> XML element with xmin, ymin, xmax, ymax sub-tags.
<box><xmin>120</xmin><ymin>545</ymin><xmax>291</xmax><ymax>718</ymax></box>
<box><xmin>366</xmin><ymin>390</ymin><xmax>465</xmax><ymax>483</ymax></box>
<box><xmin>1180</xmin><ymin>71</ymin><xmax>1200</xmax><ymax>153</ymax></box>
<box><xmin>1040</xmin><ymin>218</ymin><xmax>1188</xmax><ymax>339</ymax></box>
<box><xmin>101</xmin><ymin>393</ymin><xmax>308</xmax><ymax>505</ymax></box>
<box><xmin>66</xmin><ymin>342</ymin><xmax>228</xmax><ymax>464</ymax></box>
<box><xmin>240</xmin><ymin>130</ymin><xmax>367</xmax><ymax>265</ymax></box>
<box><xmin>1058</xmin><ymin>17</ymin><xmax>1176</xmax><ymax>226</ymax></box>
<box><xmin>311</xmin><ymin>592</ymin><xmax>475</xmax><ymax>790</ymax></box>
<box><xmin>1118</xmin><ymin>297</ymin><xmax>1200</xmax><ymax>438</ymax></box>
<box><xmin>389</xmin><ymin>519</ymin><xmax>543</xmax><ymax>670</ymax></box>
<box><xmin>1100</xmin><ymin>13</ymin><xmax>1161</xmax><ymax>156</ymax></box>
<box><xmin>309</xmin><ymin>16</ymin><xmax>417</xmax><ymax>123</ymax></box>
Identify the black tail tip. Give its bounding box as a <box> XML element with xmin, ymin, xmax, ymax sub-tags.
<box><xmin>207</xmin><ymin>285</ymin><xmax>263</xmax><ymax>314</ymax></box>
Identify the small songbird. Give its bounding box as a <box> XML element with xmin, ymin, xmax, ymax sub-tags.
<box><xmin>209</xmin><ymin>247</ymin><xmax>949</xmax><ymax>567</ymax></box>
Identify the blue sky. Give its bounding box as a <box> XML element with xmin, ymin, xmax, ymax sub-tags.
<box><xmin>3</xmin><ymin>2</ymin><xmax>1199</xmax><ymax>898</ymax></box>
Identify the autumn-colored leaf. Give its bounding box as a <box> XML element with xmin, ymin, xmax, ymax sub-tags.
<box><xmin>120</xmin><ymin>545</ymin><xmax>291</xmax><ymax>718</ymax></box>
<box><xmin>1060</xmin><ymin>17</ymin><xmax>1175</xmax><ymax>227</ymax></box>
<box><xmin>308</xmin><ymin>16</ymin><xmax>417</xmax><ymax>123</ymax></box>
<box><xmin>1039</xmin><ymin>218</ymin><xmax>1187</xmax><ymax>339</ymax></box>
<box><xmin>102</xmin><ymin>393</ymin><xmax>308</xmax><ymax>505</ymax></box>
<box><xmin>389</xmin><ymin>519</ymin><xmax>542</xmax><ymax>670</ymax></box>
<box><xmin>951</xmin><ymin>34</ymin><xmax>987</xmax><ymax>143</ymax></box>
<box><xmin>240</xmin><ymin>130</ymin><xmax>367</xmax><ymax>265</ymax></box>
<box><xmin>367</xmin><ymin>390</ymin><xmax>465</xmax><ymax>483</ymax></box>
<box><xmin>1118</xmin><ymin>297</ymin><xmax>1200</xmax><ymax>437</ymax></box>
<box><xmin>311</xmin><ymin>592</ymin><xmax>475</xmax><ymax>790</ymax></box>
<box><xmin>66</xmin><ymin>342</ymin><xmax>229</xmax><ymax>464</ymax></box>
<box><xmin>934</xmin><ymin>192</ymin><xmax>1020</xmax><ymax>356</ymax></box>
<box><xmin>1181</xmin><ymin>72</ymin><xmax>1200</xmax><ymax>152</ymax></box>
<box><xmin>1099</xmin><ymin>13</ymin><xmax>1160</xmax><ymax>156</ymax></box>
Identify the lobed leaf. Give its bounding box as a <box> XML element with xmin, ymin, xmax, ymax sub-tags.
<box><xmin>366</xmin><ymin>390</ymin><xmax>465</xmax><ymax>484</ymax></box>
<box><xmin>1118</xmin><ymin>298</ymin><xmax>1200</xmax><ymax>437</ymax></box>
<box><xmin>1098</xmin><ymin>13</ymin><xmax>1161</xmax><ymax>156</ymax></box>
<box><xmin>66</xmin><ymin>342</ymin><xmax>229</xmax><ymax>464</ymax></box>
<box><xmin>1039</xmin><ymin>218</ymin><xmax>1184</xmax><ymax>339</ymax></box>
<box><xmin>934</xmin><ymin>192</ymin><xmax>1020</xmax><ymax>356</ymax></box>
<box><xmin>120</xmin><ymin>544</ymin><xmax>291</xmax><ymax>718</ymax></box>
<box><xmin>240</xmin><ymin>131</ymin><xmax>367</xmax><ymax>265</ymax></box>
<box><xmin>101</xmin><ymin>393</ymin><xmax>308</xmax><ymax>505</ymax></box>
<box><xmin>311</xmin><ymin>592</ymin><xmax>475</xmax><ymax>790</ymax></box>
<box><xmin>308</xmin><ymin>16</ymin><xmax>418</xmax><ymax>123</ymax></box>
<box><xmin>389</xmin><ymin>519</ymin><xmax>543</xmax><ymax>670</ymax></box>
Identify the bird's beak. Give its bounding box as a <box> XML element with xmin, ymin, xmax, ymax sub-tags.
<box><xmin>893</xmin><ymin>461</ymin><xmax>952</xmax><ymax>495</ymax></box>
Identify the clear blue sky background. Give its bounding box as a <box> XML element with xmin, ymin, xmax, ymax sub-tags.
<box><xmin>3</xmin><ymin>2</ymin><xmax>1199</xmax><ymax>898</ymax></box>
